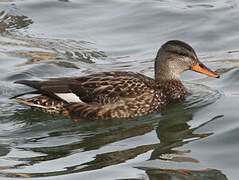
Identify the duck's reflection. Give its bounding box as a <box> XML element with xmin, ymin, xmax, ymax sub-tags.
<box><xmin>0</xmin><ymin>108</ymin><xmax>226</xmax><ymax>179</ymax></box>
<box><xmin>142</xmin><ymin>168</ymin><xmax>227</xmax><ymax>180</ymax></box>
<box><xmin>138</xmin><ymin>113</ymin><xmax>227</xmax><ymax>180</ymax></box>
<box><xmin>150</xmin><ymin>113</ymin><xmax>216</xmax><ymax>162</ymax></box>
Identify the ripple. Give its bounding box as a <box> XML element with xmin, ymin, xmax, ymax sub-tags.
<box><xmin>0</xmin><ymin>0</ymin><xmax>239</xmax><ymax>179</ymax></box>
<box><xmin>184</xmin><ymin>82</ymin><xmax>221</xmax><ymax>109</ymax></box>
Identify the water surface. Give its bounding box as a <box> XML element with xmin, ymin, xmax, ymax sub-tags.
<box><xmin>0</xmin><ymin>0</ymin><xmax>239</xmax><ymax>179</ymax></box>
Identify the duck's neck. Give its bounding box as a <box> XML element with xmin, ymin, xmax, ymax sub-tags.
<box><xmin>155</xmin><ymin>71</ymin><xmax>181</xmax><ymax>82</ymax></box>
<box><xmin>154</xmin><ymin>57</ymin><xmax>182</xmax><ymax>82</ymax></box>
<box><xmin>155</xmin><ymin>79</ymin><xmax>187</xmax><ymax>102</ymax></box>
<box><xmin>154</xmin><ymin>55</ymin><xmax>188</xmax><ymax>101</ymax></box>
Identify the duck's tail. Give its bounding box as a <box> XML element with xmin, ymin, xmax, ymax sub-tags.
<box><xmin>10</xmin><ymin>91</ymin><xmax>40</xmax><ymax>99</ymax></box>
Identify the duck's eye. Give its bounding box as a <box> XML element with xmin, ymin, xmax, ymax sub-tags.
<box><xmin>199</xmin><ymin>63</ymin><xmax>205</xmax><ymax>68</ymax></box>
<box><xmin>168</xmin><ymin>50</ymin><xmax>188</xmax><ymax>57</ymax></box>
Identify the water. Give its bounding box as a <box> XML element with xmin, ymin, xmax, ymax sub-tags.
<box><xmin>0</xmin><ymin>0</ymin><xmax>239</xmax><ymax>179</ymax></box>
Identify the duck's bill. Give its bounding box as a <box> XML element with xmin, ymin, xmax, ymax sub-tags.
<box><xmin>191</xmin><ymin>63</ymin><xmax>220</xmax><ymax>78</ymax></box>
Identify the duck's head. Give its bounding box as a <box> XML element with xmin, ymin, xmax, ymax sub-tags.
<box><xmin>155</xmin><ymin>40</ymin><xmax>219</xmax><ymax>81</ymax></box>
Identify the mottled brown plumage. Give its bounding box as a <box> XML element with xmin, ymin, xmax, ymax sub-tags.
<box><xmin>11</xmin><ymin>40</ymin><xmax>219</xmax><ymax>120</ymax></box>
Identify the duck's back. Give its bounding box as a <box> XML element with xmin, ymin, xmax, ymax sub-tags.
<box><xmin>72</xmin><ymin>71</ymin><xmax>156</xmax><ymax>104</ymax></box>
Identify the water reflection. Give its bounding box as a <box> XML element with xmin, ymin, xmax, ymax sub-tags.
<box><xmin>0</xmin><ymin>104</ymin><xmax>225</xmax><ymax>179</ymax></box>
<box><xmin>138</xmin><ymin>114</ymin><xmax>227</xmax><ymax>180</ymax></box>
<box><xmin>150</xmin><ymin>112</ymin><xmax>217</xmax><ymax>162</ymax></box>
<box><xmin>0</xmin><ymin>11</ymin><xmax>33</xmax><ymax>33</ymax></box>
<box><xmin>0</xmin><ymin>8</ymin><xmax>107</xmax><ymax>69</ymax></box>
<box><xmin>0</xmin><ymin>144</ymin><xmax>10</xmax><ymax>157</ymax></box>
<box><xmin>142</xmin><ymin>168</ymin><xmax>227</xmax><ymax>180</ymax></box>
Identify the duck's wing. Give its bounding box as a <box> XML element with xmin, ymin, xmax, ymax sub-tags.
<box><xmin>14</xmin><ymin>79</ymin><xmax>83</xmax><ymax>103</ymax></box>
<box><xmin>71</xmin><ymin>71</ymin><xmax>154</xmax><ymax>104</ymax></box>
<box><xmin>13</xmin><ymin>71</ymin><xmax>155</xmax><ymax>104</ymax></box>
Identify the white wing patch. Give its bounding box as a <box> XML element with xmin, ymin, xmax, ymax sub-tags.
<box><xmin>55</xmin><ymin>93</ymin><xmax>82</xmax><ymax>103</ymax></box>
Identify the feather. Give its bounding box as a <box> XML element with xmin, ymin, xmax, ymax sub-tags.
<box><xmin>10</xmin><ymin>91</ymin><xmax>40</xmax><ymax>99</ymax></box>
<box><xmin>54</xmin><ymin>93</ymin><xmax>82</xmax><ymax>103</ymax></box>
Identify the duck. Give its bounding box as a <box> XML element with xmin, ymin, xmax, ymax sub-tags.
<box><xmin>11</xmin><ymin>40</ymin><xmax>219</xmax><ymax>120</ymax></box>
